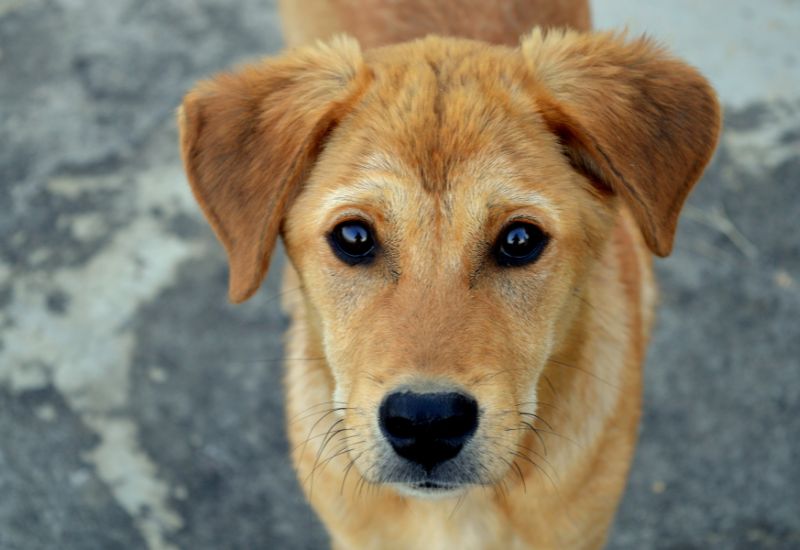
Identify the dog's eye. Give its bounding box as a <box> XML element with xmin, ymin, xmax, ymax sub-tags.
<box><xmin>494</xmin><ymin>222</ymin><xmax>549</xmax><ymax>267</ymax></box>
<box><xmin>329</xmin><ymin>220</ymin><xmax>376</xmax><ymax>265</ymax></box>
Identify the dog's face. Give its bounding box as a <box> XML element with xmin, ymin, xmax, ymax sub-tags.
<box><xmin>180</xmin><ymin>32</ymin><xmax>719</xmax><ymax>497</ymax></box>
<box><xmin>282</xmin><ymin>44</ymin><xmax>615</xmax><ymax>494</ymax></box>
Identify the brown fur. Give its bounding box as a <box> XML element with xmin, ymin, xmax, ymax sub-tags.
<box><xmin>279</xmin><ymin>0</ymin><xmax>591</xmax><ymax>48</ymax></box>
<box><xmin>178</xmin><ymin>1</ymin><xmax>720</xmax><ymax>548</ymax></box>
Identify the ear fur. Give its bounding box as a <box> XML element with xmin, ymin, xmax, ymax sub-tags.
<box><xmin>179</xmin><ymin>36</ymin><xmax>368</xmax><ymax>302</ymax></box>
<box><xmin>521</xmin><ymin>29</ymin><xmax>721</xmax><ymax>256</ymax></box>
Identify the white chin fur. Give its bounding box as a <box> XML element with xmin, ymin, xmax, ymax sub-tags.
<box><xmin>391</xmin><ymin>482</ymin><xmax>466</xmax><ymax>500</ymax></box>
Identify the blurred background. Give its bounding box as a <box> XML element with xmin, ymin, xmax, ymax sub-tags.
<box><xmin>0</xmin><ymin>0</ymin><xmax>798</xmax><ymax>548</ymax></box>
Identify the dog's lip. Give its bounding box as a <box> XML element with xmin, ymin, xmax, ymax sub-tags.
<box><xmin>392</xmin><ymin>481</ymin><xmax>467</xmax><ymax>500</ymax></box>
<box><xmin>392</xmin><ymin>480</ymin><xmax>466</xmax><ymax>499</ymax></box>
<box><xmin>409</xmin><ymin>480</ymin><xmax>463</xmax><ymax>492</ymax></box>
<box><xmin>415</xmin><ymin>481</ymin><xmax>449</xmax><ymax>489</ymax></box>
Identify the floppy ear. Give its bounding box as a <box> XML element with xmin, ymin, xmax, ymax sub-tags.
<box><xmin>179</xmin><ymin>36</ymin><xmax>369</xmax><ymax>303</ymax></box>
<box><xmin>521</xmin><ymin>29</ymin><xmax>721</xmax><ymax>256</ymax></box>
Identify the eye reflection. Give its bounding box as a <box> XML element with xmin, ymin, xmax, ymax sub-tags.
<box><xmin>329</xmin><ymin>220</ymin><xmax>376</xmax><ymax>265</ymax></box>
<box><xmin>494</xmin><ymin>222</ymin><xmax>548</xmax><ymax>267</ymax></box>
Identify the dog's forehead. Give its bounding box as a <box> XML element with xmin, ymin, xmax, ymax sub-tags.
<box><xmin>337</xmin><ymin>39</ymin><xmax>564</xmax><ymax>194</ymax></box>
<box><xmin>356</xmin><ymin>39</ymin><xmax>536</xmax><ymax>193</ymax></box>
<box><xmin>316</xmin><ymin>40</ymin><xmax>571</xmax><ymax>223</ymax></box>
<box><xmin>324</xmin><ymin>150</ymin><xmax>559</xmax><ymax>216</ymax></box>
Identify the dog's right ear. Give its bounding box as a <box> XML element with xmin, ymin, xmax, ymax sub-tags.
<box><xmin>521</xmin><ymin>29</ymin><xmax>721</xmax><ymax>257</ymax></box>
<box><xmin>179</xmin><ymin>37</ymin><xmax>368</xmax><ymax>303</ymax></box>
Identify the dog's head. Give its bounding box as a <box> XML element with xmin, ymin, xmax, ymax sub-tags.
<box><xmin>179</xmin><ymin>31</ymin><xmax>719</xmax><ymax>497</ymax></box>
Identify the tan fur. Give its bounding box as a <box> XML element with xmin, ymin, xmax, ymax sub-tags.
<box><xmin>278</xmin><ymin>0</ymin><xmax>591</xmax><ymax>48</ymax></box>
<box><xmin>178</xmin><ymin>2</ymin><xmax>720</xmax><ymax>548</ymax></box>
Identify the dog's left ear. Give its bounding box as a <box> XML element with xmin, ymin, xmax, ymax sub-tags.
<box><xmin>179</xmin><ymin>37</ymin><xmax>368</xmax><ymax>303</ymax></box>
<box><xmin>521</xmin><ymin>29</ymin><xmax>721</xmax><ymax>256</ymax></box>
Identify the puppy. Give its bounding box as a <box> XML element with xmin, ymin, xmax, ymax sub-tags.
<box><xmin>178</xmin><ymin>1</ymin><xmax>720</xmax><ymax>547</ymax></box>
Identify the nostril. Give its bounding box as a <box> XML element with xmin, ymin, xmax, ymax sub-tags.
<box><xmin>379</xmin><ymin>391</ymin><xmax>479</xmax><ymax>469</ymax></box>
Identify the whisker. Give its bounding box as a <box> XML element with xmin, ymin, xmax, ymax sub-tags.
<box><xmin>519</xmin><ymin>411</ymin><xmax>554</xmax><ymax>431</ymax></box>
<box><xmin>341</xmin><ymin>450</ymin><xmax>366</xmax><ymax>495</ymax></box>
<box><xmin>572</xmin><ymin>292</ymin><xmax>618</xmax><ymax>330</ymax></box>
<box><xmin>498</xmin><ymin>455</ymin><xmax>527</xmax><ymax>494</ymax></box>
<box><xmin>291</xmin><ymin>427</ymin><xmax>353</xmax><ymax>453</ymax></box>
<box><xmin>546</xmin><ymin>357</ymin><xmax>620</xmax><ymax>390</ymax></box>
<box><xmin>258</xmin><ymin>284</ymin><xmax>305</xmax><ymax>308</ymax></box>
<box><xmin>515</xmin><ymin>420</ymin><xmax>548</xmax><ymax>455</ymax></box>
<box><xmin>290</xmin><ymin>405</ymin><xmax>353</xmax><ymax>426</ymax></box>
<box><xmin>364</xmin><ymin>374</ymin><xmax>379</xmax><ymax>385</ymax></box>
<box><xmin>296</xmin><ymin>408</ymin><xmax>348</xmax><ymax>458</ymax></box>
<box><xmin>307</xmin><ymin>418</ymin><xmax>346</xmax><ymax>495</ymax></box>
<box><xmin>293</xmin><ymin>400</ymin><xmax>349</xmax><ymax>413</ymax></box>
<box><xmin>356</xmin><ymin>462</ymin><xmax>378</xmax><ymax>500</ymax></box>
<box><xmin>312</xmin><ymin>441</ymin><xmax>363</xmax><ymax>481</ymax></box>
<box><xmin>289</xmin><ymin>401</ymin><xmax>351</xmax><ymax>423</ymax></box>
<box><xmin>542</xmin><ymin>374</ymin><xmax>559</xmax><ymax>400</ymax></box>
<box><xmin>516</xmin><ymin>400</ymin><xmax>561</xmax><ymax>413</ymax></box>
<box><xmin>449</xmin><ymin>491</ymin><xmax>467</xmax><ymax>519</ymax></box>
<box><xmin>497</xmin><ymin>472</ymin><xmax>510</xmax><ymax>503</ymax></box>
<box><xmin>515</xmin><ymin>441</ymin><xmax>558</xmax><ymax>475</ymax></box>
<box><xmin>335</xmin><ymin>433</ymin><xmax>362</xmax><ymax>444</ymax></box>
<box><xmin>315</xmin><ymin>419</ymin><xmax>345</xmax><ymax>462</ymax></box>
<box><xmin>529</xmin><ymin>427</ymin><xmax>583</xmax><ymax>450</ymax></box>
<box><xmin>470</xmin><ymin>367</ymin><xmax>519</xmax><ymax>387</ymax></box>
<box><xmin>509</xmin><ymin>450</ymin><xmax>558</xmax><ymax>493</ymax></box>
<box><xmin>512</xmin><ymin>460</ymin><xmax>527</xmax><ymax>494</ymax></box>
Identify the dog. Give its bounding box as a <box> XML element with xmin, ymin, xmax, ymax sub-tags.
<box><xmin>178</xmin><ymin>1</ymin><xmax>720</xmax><ymax>547</ymax></box>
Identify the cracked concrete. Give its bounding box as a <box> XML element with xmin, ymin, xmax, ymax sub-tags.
<box><xmin>1</xmin><ymin>161</ymin><xmax>205</xmax><ymax>549</ymax></box>
<box><xmin>1</xmin><ymin>1</ymin><xmax>798</xmax><ymax>549</ymax></box>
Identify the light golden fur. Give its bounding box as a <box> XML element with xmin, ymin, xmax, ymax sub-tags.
<box><xmin>178</xmin><ymin>1</ymin><xmax>720</xmax><ymax>548</ymax></box>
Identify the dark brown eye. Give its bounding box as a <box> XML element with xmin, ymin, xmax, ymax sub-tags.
<box><xmin>494</xmin><ymin>222</ymin><xmax>549</xmax><ymax>267</ymax></box>
<box><xmin>329</xmin><ymin>220</ymin><xmax>376</xmax><ymax>265</ymax></box>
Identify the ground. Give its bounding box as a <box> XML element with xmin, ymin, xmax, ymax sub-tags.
<box><xmin>0</xmin><ymin>1</ymin><xmax>798</xmax><ymax>549</ymax></box>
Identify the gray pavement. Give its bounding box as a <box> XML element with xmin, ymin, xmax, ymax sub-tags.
<box><xmin>0</xmin><ymin>1</ymin><xmax>798</xmax><ymax>549</ymax></box>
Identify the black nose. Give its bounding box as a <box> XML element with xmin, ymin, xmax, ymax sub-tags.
<box><xmin>379</xmin><ymin>391</ymin><xmax>479</xmax><ymax>471</ymax></box>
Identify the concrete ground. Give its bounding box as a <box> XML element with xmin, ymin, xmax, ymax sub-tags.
<box><xmin>0</xmin><ymin>0</ymin><xmax>798</xmax><ymax>548</ymax></box>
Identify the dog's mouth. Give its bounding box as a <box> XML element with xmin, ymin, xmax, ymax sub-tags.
<box><xmin>414</xmin><ymin>481</ymin><xmax>456</xmax><ymax>491</ymax></box>
<box><xmin>391</xmin><ymin>479</ymin><xmax>467</xmax><ymax>499</ymax></box>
